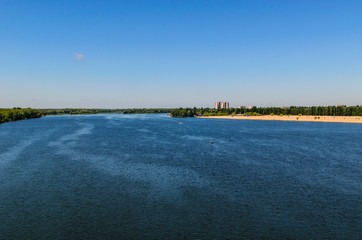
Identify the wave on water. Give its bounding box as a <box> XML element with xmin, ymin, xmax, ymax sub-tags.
<box><xmin>0</xmin><ymin>141</ymin><xmax>36</xmax><ymax>166</ymax></box>
<box><xmin>105</xmin><ymin>113</ymin><xmax>169</xmax><ymax>121</ymax></box>
<box><xmin>0</xmin><ymin>130</ymin><xmax>56</xmax><ymax>167</ymax></box>
<box><xmin>50</xmin><ymin>139</ymin><xmax>210</xmax><ymax>204</ymax></box>
<box><xmin>137</xmin><ymin>128</ymin><xmax>150</xmax><ymax>133</ymax></box>
<box><xmin>48</xmin><ymin>123</ymin><xmax>94</xmax><ymax>148</ymax></box>
<box><xmin>90</xmin><ymin>155</ymin><xmax>208</xmax><ymax>204</ymax></box>
<box><xmin>47</xmin><ymin>121</ymin><xmax>211</xmax><ymax>204</ymax></box>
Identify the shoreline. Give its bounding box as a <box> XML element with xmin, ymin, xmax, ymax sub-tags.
<box><xmin>196</xmin><ymin>115</ymin><xmax>362</xmax><ymax>124</ymax></box>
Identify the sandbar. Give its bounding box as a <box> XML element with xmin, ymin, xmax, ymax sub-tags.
<box><xmin>196</xmin><ymin>115</ymin><xmax>362</xmax><ymax>124</ymax></box>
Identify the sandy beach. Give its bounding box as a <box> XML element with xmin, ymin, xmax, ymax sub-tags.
<box><xmin>197</xmin><ymin>115</ymin><xmax>362</xmax><ymax>124</ymax></box>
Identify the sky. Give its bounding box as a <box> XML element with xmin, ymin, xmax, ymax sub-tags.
<box><xmin>1</xmin><ymin>0</ymin><xmax>361</xmax><ymax>108</ymax></box>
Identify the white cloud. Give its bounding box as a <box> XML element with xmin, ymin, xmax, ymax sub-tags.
<box><xmin>73</xmin><ymin>53</ymin><xmax>84</xmax><ymax>60</ymax></box>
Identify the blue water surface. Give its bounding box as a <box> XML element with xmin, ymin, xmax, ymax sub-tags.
<box><xmin>0</xmin><ymin>114</ymin><xmax>361</xmax><ymax>239</ymax></box>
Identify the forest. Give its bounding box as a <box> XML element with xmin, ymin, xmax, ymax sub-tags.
<box><xmin>41</xmin><ymin>108</ymin><xmax>173</xmax><ymax>115</ymax></box>
<box><xmin>1</xmin><ymin>106</ymin><xmax>361</xmax><ymax>124</ymax></box>
<box><xmin>0</xmin><ymin>108</ymin><xmax>173</xmax><ymax>124</ymax></box>
<box><xmin>0</xmin><ymin>108</ymin><xmax>44</xmax><ymax>124</ymax></box>
<box><xmin>170</xmin><ymin>105</ymin><xmax>362</xmax><ymax>117</ymax></box>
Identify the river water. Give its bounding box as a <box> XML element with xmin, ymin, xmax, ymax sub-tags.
<box><xmin>0</xmin><ymin>114</ymin><xmax>361</xmax><ymax>239</ymax></box>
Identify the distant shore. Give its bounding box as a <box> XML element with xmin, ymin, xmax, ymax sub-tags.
<box><xmin>196</xmin><ymin>115</ymin><xmax>362</xmax><ymax>124</ymax></box>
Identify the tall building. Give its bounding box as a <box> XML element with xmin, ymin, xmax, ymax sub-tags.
<box><xmin>215</xmin><ymin>102</ymin><xmax>229</xmax><ymax>109</ymax></box>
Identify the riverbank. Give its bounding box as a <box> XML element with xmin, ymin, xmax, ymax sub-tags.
<box><xmin>0</xmin><ymin>108</ymin><xmax>173</xmax><ymax>124</ymax></box>
<box><xmin>0</xmin><ymin>108</ymin><xmax>44</xmax><ymax>124</ymax></box>
<box><xmin>197</xmin><ymin>115</ymin><xmax>362</xmax><ymax>124</ymax></box>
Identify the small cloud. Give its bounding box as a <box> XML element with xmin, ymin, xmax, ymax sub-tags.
<box><xmin>73</xmin><ymin>53</ymin><xmax>84</xmax><ymax>60</ymax></box>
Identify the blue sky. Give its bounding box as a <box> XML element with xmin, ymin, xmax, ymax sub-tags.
<box><xmin>1</xmin><ymin>0</ymin><xmax>361</xmax><ymax>108</ymax></box>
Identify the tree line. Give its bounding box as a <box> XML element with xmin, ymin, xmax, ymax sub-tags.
<box><xmin>0</xmin><ymin>108</ymin><xmax>174</xmax><ymax>124</ymax></box>
<box><xmin>2</xmin><ymin>106</ymin><xmax>361</xmax><ymax>123</ymax></box>
<box><xmin>41</xmin><ymin>108</ymin><xmax>173</xmax><ymax>115</ymax></box>
<box><xmin>170</xmin><ymin>105</ymin><xmax>362</xmax><ymax>117</ymax></box>
<box><xmin>0</xmin><ymin>108</ymin><xmax>44</xmax><ymax>124</ymax></box>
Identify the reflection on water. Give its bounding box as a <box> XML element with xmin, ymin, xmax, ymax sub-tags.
<box><xmin>0</xmin><ymin>114</ymin><xmax>361</xmax><ymax>239</ymax></box>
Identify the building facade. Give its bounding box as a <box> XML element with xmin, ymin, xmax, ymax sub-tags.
<box><xmin>215</xmin><ymin>102</ymin><xmax>230</xmax><ymax>109</ymax></box>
